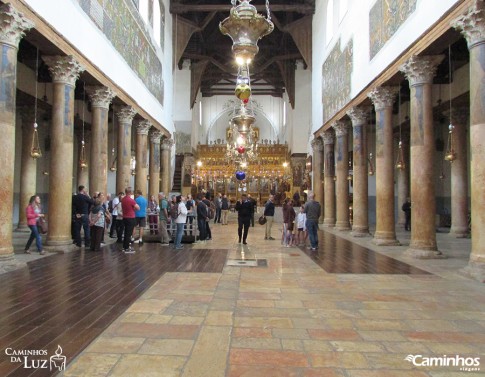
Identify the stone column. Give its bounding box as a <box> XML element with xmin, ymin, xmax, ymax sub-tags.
<box><xmin>116</xmin><ymin>106</ymin><xmax>136</xmax><ymax>193</ymax></box>
<box><xmin>400</xmin><ymin>54</ymin><xmax>444</xmax><ymax>258</ymax></box>
<box><xmin>396</xmin><ymin>131</ymin><xmax>410</xmax><ymax>228</ymax></box>
<box><xmin>333</xmin><ymin>121</ymin><xmax>350</xmax><ymax>231</ymax></box>
<box><xmin>161</xmin><ymin>138</ymin><xmax>174</xmax><ymax>194</ymax></box>
<box><xmin>368</xmin><ymin>86</ymin><xmax>399</xmax><ymax>246</ymax></box>
<box><xmin>149</xmin><ymin>130</ymin><xmax>162</xmax><ymax>198</ymax></box>
<box><xmin>135</xmin><ymin>120</ymin><xmax>151</xmax><ymax>195</ymax></box>
<box><xmin>17</xmin><ymin>107</ymin><xmax>38</xmax><ymax>231</ymax></box>
<box><xmin>86</xmin><ymin>86</ymin><xmax>115</xmax><ymax>195</ymax></box>
<box><xmin>311</xmin><ymin>137</ymin><xmax>324</xmax><ymax>223</ymax></box>
<box><xmin>0</xmin><ymin>4</ymin><xmax>33</xmax><ymax>258</ymax></box>
<box><xmin>444</xmin><ymin>108</ymin><xmax>469</xmax><ymax>238</ymax></box>
<box><xmin>43</xmin><ymin>55</ymin><xmax>85</xmax><ymax>247</ymax></box>
<box><xmin>453</xmin><ymin>4</ymin><xmax>485</xmax><ymax>280</ymax></box>
<box><xmin>347</xmin><ymin>107</ymin><xmax>369</xmax><ymax>237</ymax></box>
<box><xmin>76</xmin><ymin>130</ymin><xmax>90</xmax><ymax>188</ymax></box>
<box><xmin>322</xmin><ymin>130</ymin><xmax>336</xmax><ymax>227</ymax></box>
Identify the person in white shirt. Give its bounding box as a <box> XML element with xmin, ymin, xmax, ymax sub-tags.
<box><xmin>174</xmin><ymin>195</ymin><xmax>188</xmax><ymax>250</ymax></box>
<box><xmin>295</xmin><ymin>205</ymin><xmax>307</xmax><ymax>246</ymax></box>
<box><xmin>109</xmin><ymin>194</ymin><xmax>119</xmax><ymax>238</ymax></box>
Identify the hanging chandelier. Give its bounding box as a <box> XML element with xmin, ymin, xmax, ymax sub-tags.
<box><xmin>219</xmin><ymin>0</ymin><xmax>274</xmax><ymax>66</ymax></box>
<box><xmin>444</xmin><ymin>46</ymin><xmax>457</xmax><ymax>163</ymax></box>
<box><xmin>220</xmin><ymin>0</ymin><xmax>273</xmax><ymax>173</ymax></box>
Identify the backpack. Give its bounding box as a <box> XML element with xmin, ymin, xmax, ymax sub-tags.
<box><xmin>208</xmin><ymin>201</ymin><xmax>216</xmax><ymax>219</ymax></box>
<box><xmin>169</xmin><ymin>202</ymin><xmax>179</xmax><ymax>220</ymax></box>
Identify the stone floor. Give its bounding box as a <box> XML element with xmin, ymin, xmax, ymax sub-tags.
<box><xmin>53</xmin><ymin>220</ymin><xmax>485</xmax><ymax>377</ymax></box>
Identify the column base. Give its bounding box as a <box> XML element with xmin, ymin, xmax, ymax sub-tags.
<box><xmin>16</xmin><ymin>224</ymin><xmax>30</xmax><ymax>232</ymax></box>
<box><xmin>46</xmin><ymin>238</ymin><xmax>76</xmax><ymax>253</ymax></box>
<box><xmin>323</xmin><ymin>218</ymin><xmax>335</xmax><ymax>227</ymax></box>
<box><xmin>351</xmin><ymin>227</ymin><xmax>370</xmax><ymax>237</ymax></box>
<box><xmin>404</xmin><ymin>247</ymin><xmax>446</xmax><ymax>259</ymax></box>
<box><xmin>335</xmin><ymin>221</ymin><xmax>350</xmax><ymax>231</ymax></box>
<box><xmin>373</xmin><ymin>238</ymin><xmax>400</xmax><ymax>246</ymax></box>
<box><xmin>0</xmin><ymin>257</ymin><xmax>27</xmax><ymax>274</ymax></box>
<box><xmin>449</xmin><ymin>226</ymin><xmax>470</xmax><ymax>238</ymax></box>
<box><xmin>373</xmin><ymin>231</ymin><xmax>399</xmax><ymax>246</ymax></box>
<box><xmin>460</xmin><ymin>260</ymin><xmax>485</xmax><ymax>283</ymax></box>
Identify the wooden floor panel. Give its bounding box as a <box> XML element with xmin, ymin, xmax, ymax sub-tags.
<box><xmin>0</xmin><ymin>245</ymin><xmax>228</xmax><ymax>376</ymax></box>
<box><xmin>301</xmin><ymin>231</ymin><xmax>431</xmax><ymax>274</ymax></box>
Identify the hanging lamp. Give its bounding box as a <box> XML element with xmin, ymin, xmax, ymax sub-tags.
<box><xmin>110</xmin><ymin>106</ymin><xmax>117</xmax><ymax>172</ymax></box>
<box><xmin>445</xmin><ymin>45</ymin><xmax>457</xmax><ymax>163</ymax></box>
<box><xmin>368</xmin><ymin>108</ymin><xmax>375</xmax><ymax>176</ymax></box>
<box><xmin>30</xmin><ymin>47</ymin><xmax>42</xmax><ymax>159</ymax></box>
<box><xmin>219</xmin><ymin>0</ymin><xmax>274</xmax><ymax>66</ymax></box>
<box><xmin>395</xmin><ymin>85</ymin><xmax>405</xmax><ymax>169</ymax></box>
<box><xmin>79</xmin><ymin>82</ymin><xmax>88</xmax><ymax>169</ymax></box>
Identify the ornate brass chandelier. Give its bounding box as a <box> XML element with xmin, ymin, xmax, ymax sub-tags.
<box><xmin>220</xmin><ymin>0</ymin><xmax>273</xmax><ymax>172</ymax></box>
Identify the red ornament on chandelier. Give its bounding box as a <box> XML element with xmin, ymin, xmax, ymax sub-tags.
<box><xmin>237</xmin><ymin>145</ymin><xmax>246</xmax><ymax>154</ymax></box>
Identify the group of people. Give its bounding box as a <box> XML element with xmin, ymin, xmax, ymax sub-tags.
<box><xmin>260</xmin><ymin>192</ymin><xmax>321</xmax><ymax>251</ymax></box>
<box><xmin>24</xmin><ymin>187</ymin><xmax>323</xmax><ymax>256</ymax></box>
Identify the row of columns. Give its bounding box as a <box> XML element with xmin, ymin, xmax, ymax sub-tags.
<box><xmin>0</xmin><ymin>4</ymin><xmax>174</xmax><ymax>259</ymax></box>
<box><xmin>311</xmin><ymin>0</ymin><xmax>485</xmax><ymax>282</ymax></box>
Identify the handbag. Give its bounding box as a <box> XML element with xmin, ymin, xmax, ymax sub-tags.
<box><xmin>38</xmin><ymin>217</ymin><xmax>48</xmax><ymax>234</ymax></box>
<box><xmin>258</xmin><ymin>215</ymin><xmax>267</xmax><ymax>225</ymax></box>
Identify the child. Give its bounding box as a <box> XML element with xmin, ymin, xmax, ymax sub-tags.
<box><xmin>295</xmin><ymin>205</ymin><xmax>307</xmax><ymax>246</ymax></box>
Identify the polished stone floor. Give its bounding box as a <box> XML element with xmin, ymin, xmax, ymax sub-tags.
<box><xmin>3</xmin><ymin>219</ymin><xmax>485</xmax><ymax>376</ymax></box>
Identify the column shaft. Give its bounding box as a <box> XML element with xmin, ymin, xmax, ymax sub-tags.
<box><xmin>149</xmin><ymin>131</ymin><xmax>162</xmax><ymax>198</ymax></box>
<box><xmin>322</xmin><ymin>131</ymin><xmax>336</xmax><ymax>227</ymax></box>
<box><xmin>453</xmin><ymin>3</ymin><xmax>485</xmax><ymax>279</ymax></box>
<box><xmin>0</xmin><ymin>4</ymin><xmax>33</xmax><ymax>258</ymax></box>
<box><xmin>333</xmin><ymin>122</ymin><xmax>350</xmax><ymax>230</ymax></box>
<box><xmin>161</xmin><ymin>138</ymin><xmax>173</xmax><ymax>194</ymax></box>
<box><xmin>347</xmin><ymin>107</ymin><xmax>369</xmax><ymax>236</ymax></box>
<box><xmin>311</xmin><ymin>138</ymin><xmax>324</xmax><ymax>223</ymax></box>
<box><xmin>135</xmin><ymin>121</ymin><xmax>151</xmax><ymax>195</ymax></box>
<box><xmin>87</xmin><ymin>86</ymin><xmax>115</xmax><ymax>195</ymax></box>
<box><xmin>400</xmin><ymin>55</ymin><xmax>444</xmax><ymax>258</ymax></box>
<box><xmin>116</xmin><ymin>107</ymin><xmax>136</xmax><ymax>193</ymax></box>
<box><xmin>368</xmin><ymin>87</ymin><xmax>399</xmax><ymax>246</ymax></box>
<box><xmin>43</xmin><ymin>55</ymin><xmax>85</xmax><ymax>247</ymax></box>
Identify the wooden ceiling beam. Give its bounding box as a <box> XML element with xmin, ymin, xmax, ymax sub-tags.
<box><xmin>170</xmin><ymin>3</ymin><xmax>314</xmax><ymax>15</ymax></box>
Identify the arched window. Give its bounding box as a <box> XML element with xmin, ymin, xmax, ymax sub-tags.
<box><xmin>138</xmin><ymin>0</ymin><xmax>165</xmax><ymax>50</ymax></box>
<box><xmin>326</xmin><ymin>0</ymin><xmax>334</xmax><ymax>45</ymax></box>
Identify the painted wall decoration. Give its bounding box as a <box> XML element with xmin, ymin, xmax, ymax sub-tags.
<box><xmin>174</xmin><ymin>131</ymin><xmax>191</xmax><ymax>154</ymax></box>
<box><xmin>322</xmin><ymin>39</ymin><xmax>353</xmax><ymax>124</ymax></box>
<box><xmin>77</xmin><ymin>0</ymin><xmax>164</xmax><ymax>105</ymax></box>
<box><xmin>369</xmin><ymin>0</ymin><xmax>417</xmax><ymax>60</ymax></box>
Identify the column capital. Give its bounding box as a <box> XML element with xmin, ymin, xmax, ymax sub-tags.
<box><xmin>0</xmin><ymin>4</ymin><xmax>34</xmax><ymax>48</ymax></box>
<box><xmin>136</xmin><ymin>120</ymin><xmax>152</xmax><ymax>135</ymax></box>
<box><xmin>86</xmin><ymin>86</ymin><xmax>116</xmax><ymax>109</ymax></box>
<box><xmin>400</xmin><ymin>55</ymin><xmax>445</xmax><ymax>87</ymax></box>
<box><xmin>443</xmin><ymin>107</ymin><xmax>469</xmax><ymax>126</ymax></box>
<box><xmin>347</xmin><ymin>106</ymin><xmax>369</xmax><ymax>127</ymax></box>
<box><xmin>42</xmin><ymin>55</ymin><xmax>85</xmax><ymax>86</ymax></box>
<box><xmin>150</xmin><ymin>130</ymin><xmax>163</xmax><ymax>144</ymax></box>
<box><xmin>311</xmin><ymin>137</ymin><xmax>323</xmax><ymax>152</ymax></box>
<box><xmin>321</xmin><ymin>130</ymin><xmax>335</xmax><ymax>145</ymax></box>
<box><xmin>116</xmin><ymin>106</ymin><xmax>137</xmax><ymax>123</ymax></box>
<box><xmin>332</xmin><ymin>120</ymin><xmax>350</xmax><ymax>136</ymax></box>
<box><xmin>161</xmin><ymin>138</ymin><xmax>174</xmax><ymax>150</ymax></box>
<box><xmin>368</xmin><ymin>86</ymin><xmax>398</xmax><ymax>110</ymax></box>
<box><xmin>452</xmin><ymin>1</ymin><xmax>485</xmax><ymax>49</ymax></box>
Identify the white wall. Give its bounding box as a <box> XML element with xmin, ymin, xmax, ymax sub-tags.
<box><xmin>24</xmin><ymin>0</ymin><xmax>174</xmax><ymax>133</ymax></box>
<box><xmin>312</xmin><ymin>0</ymin><xmax>461</xmax><ymax>137</ymax></box>
<box><xmin>291</xmin><ymin>64</ymin><xmax>312</xmax><ymax>153</ymax></box>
